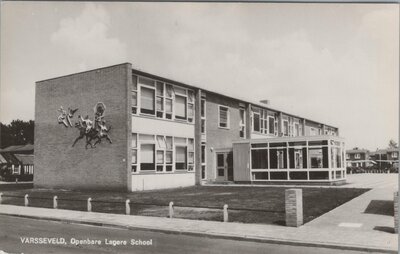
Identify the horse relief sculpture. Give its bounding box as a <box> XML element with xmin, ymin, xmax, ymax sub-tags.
<box><xmin>57</xmin><ymin>103</ymin><xmax>112</xmax><ymax>149</ymax></box>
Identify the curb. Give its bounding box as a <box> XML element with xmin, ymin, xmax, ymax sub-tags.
<box><xmin>0</xmin><ymin>212</ymin><xmax>396</xmax><ymax>254</ymax></box>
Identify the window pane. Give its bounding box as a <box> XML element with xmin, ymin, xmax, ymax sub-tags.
<box><xmin>131</xmin><ymin>149</ymin><xmax>137</xmax><ymax>164</ymax></box>
<box><xmin>175</xmin><ymin>95</ymin><xmax>187</xmax><ymax>119</ymax></box>
<box><xmin>309</xmin><ymin>148</ymin><xmax>323</xmax><ymax>168</ymax></box>
<box><xmin>132</xmin><ymin>75</ymin><xmax>138</xmax><ymax>90</ymax></box>
<box><xmin>201</xmin><ymin>100</ymin><xmax>205</xmax><ymax>117</ymax></box>
<box><xmin>139</xmin><ymin>134</ymin><xmax>154</xmax><ymax>142</ymax></box>
<box><xmin>283</xmin><ymin>121</ymin><xmax>289</xmax><ymax>136</ymax></box>
<box><xmin>219</xmin><ymin>107</ymin><xmax>228</xmax><ymax>127</ymax></box>
<box><xmin>156</xmin><ymin>82</ymin><xmax>164</xmax><ymax>96</ymax></box>
<box><xmin>156</xmin><ymin>97</ymin><xmax>164</xmax><ymax>111</ymax></box>
<box><xmin>156</xmin><ymin>136</ymin><xmax>166</xmax><ymax>149</ymax></box>
<box><xmin>217</xmin><ymin>154</ymin><xmax>225</xmax><ymax>167</ymax></box>
<box><xmin>132</xmin><ymin>91</ymin><xmax>137</xmax><ymax>106</ymax></box>
<box><xmin>176</xmin><ymin>146</ymin><xmax>187</xmax><ymax>170</ymax></box>
<box><xmin>174</xmin><ymin>137</ymin><xmax>186</xmax><ymax>144</ymax></box>
<box><xmin>157</xmin><ymin>151</ymin><xmax>164</xmax><ymax>164</ymax></box>
<box><xmin>188</xmin><ymin>90</ymin><xmax>194</xmax><ymax>103</ymax></box>
<box><xmin>201</xmin><ymin>145</ymin><xmax>206</xmax><ymax>163</ymax></box>
<box><xmin>251</xmin><ymin>149</ymin><xmax>268</xmax><ymax>169</ymax></box>
<box><xmin>188</xmin><ymin>152</ymin><xmax>194</xmax><ymax>164</ymax></box>
<box><xmin>165</xmin><ymin>99</ymin><xmax>173</xmax><ymax>113</ymax></box>
<box><xmin>140</xmin><ymin>87</ymin><xmax>155</xmax><ymax>114</ymax></box>
<box><xmin>166</xmin><ymin>84</ymin><xmax>174</xmax><ymax>98</ymax></box>
<box><xmin>201</xmin><ymin>119</ymin><xmax>206</xmax><ymax>134</ymax></box>
<box><xmin>141</xmin><ymin>144</ymin><xmax>154</xmax><ymax>163</ymax></box>
<box><xmin>188</xmin><ymin>104</ymin><xmax>194</xmax><ymax>118</ymax></box>
<box><xmin>131</xmin><ymin>134</ymin><xmax>137</xmax><ymax>148</ymax></box>
<box><xmin>139</xmin><ymin>77</ymin><xmax>155</xmax><ymax>87</ymax></box>
<box><xmin>253</xmin><ymin>113</ymin><xmax>260</xmax><ymax>132</ymax></box>
<box><xmin>268</xmin><ymin>117</ymin><xmax>275</xmax><ymax>134</ymax></box>
<box><xmin>166</xmin><ymin>136</ymin><xmax>173</xmax><ymax>150</ymax></box>
<box><xmin>188</xmin><ymin>139</ymin><xmax>194</xmax><ymax>151</ymax></box>
<box><xmin>141</xmin><ymin>144</ymin><xmax>155</xmax><ymax>171</ymax></box>
<box><xmin>174</xmin><ymin>86</ymin><xmax>186</xmax><ymax>95</ymax></box>
<box><xmin>166</xmin><ymin>151</ymin><xmax>173</xmax><ymax>164</ymax></box>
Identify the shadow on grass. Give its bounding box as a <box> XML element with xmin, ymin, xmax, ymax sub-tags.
<box><xmin>364</xmin><ymin>200</ymin><xmax>394</xmax><ymax>216</ymax></box>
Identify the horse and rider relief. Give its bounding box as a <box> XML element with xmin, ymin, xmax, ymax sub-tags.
<box><xmin>57</xmin><ymin>102</ymin><xmax>112</xmax><ymax>149</ymax></box>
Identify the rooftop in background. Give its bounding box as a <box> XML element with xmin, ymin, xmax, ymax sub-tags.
<box><xmin>0</xmin><ymin>144</ymin><xmax>34</xmax><ymax>153</ymax></box>
<box><xmin>346</xmin><ymin>149</ymin><xmax>370</xmax><ymax>154</ymax></box>
<box><xmin>14</xmin><ymin>154</ymin><xmax>34</xmax><ymax>165</ymax></box>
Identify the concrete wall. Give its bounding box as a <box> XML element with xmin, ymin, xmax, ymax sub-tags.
<box><xmin>131</xmin><ymin>172</ymin><xmax>195</xmax><ymax>191</ymax></box>
<box><xmin>233</xmin><ymin>142</ymin><xmax>251</xmax><ymax>181</ymax></box>
<box><xmin>34</xmin><ymin>63</ymin><xmax>131</xmax><ymax>191</ymax></box>
<box><xmin>203</xmin><ymin>93</ymin><xmax>244</xmax><ymax>181</ymax></box>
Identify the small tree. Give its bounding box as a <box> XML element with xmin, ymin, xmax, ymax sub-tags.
<box><xmin>388</xmin><ymin>139</ymin><xmax>398</xmax><ymax>149</ymax></box>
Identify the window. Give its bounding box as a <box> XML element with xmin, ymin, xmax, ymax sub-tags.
<box><xmin>201</xmin><ymin>119</ymin><xmax>206</xmax><ymax>134</ymax></box>
<box><xmin>239</xmin><ymin>108</ymin><xmax>246</xmax><ymax>138</ymax></box>
<box><xmin>175</xmin><ymin>146</ymin><xmax>187</xmax><ymax>170</ymax></box>
<box><xmin>294</xmin><ymin>123</ymin><xmax>300</xmax><ymax>137</ymax></box>
<box><xmin>132</xmin><ymin>76</ymin><xmax>138</xmax><ymax>114</ymax></box>
<box><xmin>393</xmin><ymin>152</ymin><xmax>398</xmax><ymax>158</ymax></box>
<box><xmin>131</xmin><ymin>133</ymin><xmax>138</xmax><ymax>172</ymax></box>
<box><xmin>346</xmin><ymin>153</ymin><xmax>350</xmax><ymax>159</ymax></box>
<box><xmin>156</xmin><ymin>82</ymin><xmax>164</xmax><ymax>118</ymax></box>
<box><xmin>140</xmin><ymin>144</ymin><xmax>155</xmax><ymax>171</ymax></box>
<box><xmin>355</xmin><ymin>153</ymin><xmax>360</xmax><ymax>159</ymax></box>
<box><xmin>251</xmin><ymin>149</ymin><xmax>268</xmax><ymax>169</ymax></box>
<box><xmin>268</xmin><ymin>116</ymin><xmax>275</xmax><ymax>135</ymax></box>
<box><xmin>269</xmin><ymin>147</ymin><xmax>287</xmax><ymax>169</ymax></box>
<box><xmin>201</xmin><ymin>99</ymin><xmax>206</xmax><ymax>118</ymax></box>
<box><xmin>175</xmin><ymin>95</ymin><xmax>187</xmax><ymax>120</ymax></box>
<box><xmin>140</xmin><ymin>86</ymin><xmax>155</xmax><ymax>115</ymax></box>
<box><xmin>253</xmin><ymin>112</ymin><xmax>260</xmax><ymax>132</ymax></box>
<box><xmin>201</xmin><ymin>144</ymin><xmax>206</xmax><ymax>180</ymax></box>
<box><xmin>283</xmin><ymin>120</ymin><xmax>289</xmax><ymax>136</ymax></box>
<box><xmin>309</xmin><ymin>147</ymin><xmax>328</xmax><ymax>168</ymax></box>
<box><xmin>310</xmin><ymin>127</ymin><xmax>317</xmax><ymax>136</ymax></box>
<box><xmin>219</xmin><ymin>106</ymin><xmax>229</xmax><ymax>128</ymax></box>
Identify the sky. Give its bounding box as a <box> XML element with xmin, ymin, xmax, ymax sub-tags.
<box><xmin>0</xmin><ymin>2</ymin><xmax>398</xmax><ymax>151</ymax></box>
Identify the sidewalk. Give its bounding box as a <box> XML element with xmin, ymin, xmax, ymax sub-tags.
<box><xmin>0</xmin><ymin>198</ymin><xmax>397</xmax><ymax>253</ymax></box>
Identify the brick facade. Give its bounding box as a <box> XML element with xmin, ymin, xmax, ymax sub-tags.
<box><xmin>34</xmin><ymin>63</ymin><xmax>131</xmax><ymax>190</ymax></box>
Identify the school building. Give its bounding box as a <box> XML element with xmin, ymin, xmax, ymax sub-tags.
<box><xmin>34</xmin><ymin>63</ymin><xmax>346</xmax><ymax>191</ymax></box>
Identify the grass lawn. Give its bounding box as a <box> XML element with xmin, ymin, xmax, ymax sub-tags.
<box><xmin>0</xmin><ymin>185</ymin><xmax>368</xmax><ymax>225</ymax></box>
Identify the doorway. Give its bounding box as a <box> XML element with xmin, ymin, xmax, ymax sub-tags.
<box><xmin>215</xmin><ymin>152</ymin><xmax>233</xmax><ymax>181</ymax></box>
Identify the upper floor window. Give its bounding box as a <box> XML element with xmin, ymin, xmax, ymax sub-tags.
<box><xmin>133</xmin><ymin>75</ymin><xmax>195</xmax><ymax>124</ymax></box>
<box><xmin>253</xmin><ymin>112</ymin><xmax>260</xmax><ymax>132</ymax></box>
<box><xmin>392</xmin><ymin>152</ymin><xmax>398</xmax><ymax>158</ymax></box>
<box><xmin>282</xmin><ymin>120</ymin><xmax>289</xmax><ymax>136</ymax></box>
<box><xmin>268</xmin><ymin>116</ymin><xmax>275</xmax><ymax>135</ymax></box>
<box><xmin>346</xmin><ymin>153</ymin><xmax>350</xmax><ymax>159</ymax></box>
<box><xmin>355</xmin><ymin>153</ymin><xmax>360</xmax><ymax>159</ymax></box>
<box><xmin>219</xmin><ymin>106</ymin><xmax>230</xmax><ymax>128</ymax></box>
<box><xmin>239</xmin><ymin>108</ymin><xmax>246</xmax><ymax>138</ymax></box>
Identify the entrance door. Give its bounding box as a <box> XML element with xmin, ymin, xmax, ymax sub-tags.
<box><xmin>216</xmin><ymin>152</ymin><xmax>233</xmax><ymax>181</ymax></box>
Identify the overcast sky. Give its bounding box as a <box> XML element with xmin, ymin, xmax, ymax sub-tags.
<box><xmin>1</xmin><ymin>2</ymin><xmax>398</xmax><ymax>150</ymax></box>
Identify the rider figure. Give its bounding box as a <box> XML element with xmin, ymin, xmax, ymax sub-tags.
<box><xmin>79</xmin><ymin>115</ymin><xmax>93</xmax><ymax>133</ymax></box>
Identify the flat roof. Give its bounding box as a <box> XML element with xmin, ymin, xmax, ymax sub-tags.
<box><xmin>232</xmin><ymin>135</ymin><xmax>344</xmax><ymax>144</ymax></box>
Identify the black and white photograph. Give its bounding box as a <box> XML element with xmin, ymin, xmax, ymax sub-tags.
<box><xmin>0</xmin><ymin>1</ymin><xmax>398</xmax><ymax>253</ymax></box>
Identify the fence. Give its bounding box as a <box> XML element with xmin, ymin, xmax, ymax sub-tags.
<box><xmin>0</xmin><ymin>192</ymin><xmax>288</xmax><ymax>225</ymax></box>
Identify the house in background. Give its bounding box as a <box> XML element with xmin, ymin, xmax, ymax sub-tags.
<box><xmin>34</xmin><ymin>63</ymin><xmax>345</xmax><ymax>191</ymax></box>
<box><xmin>0</xmin><ymin>144</ymin><xmax>34</xmax><ymax>181</ymax></box>
<box><xmin>370</xmin><ymin>148</ymin><xmax>399</xmax><ymax>170</ymax></box>
<box><xmin>346</xmin><ymin>148</ymin><xmax>373</xmax><ymax>168</ymax></box>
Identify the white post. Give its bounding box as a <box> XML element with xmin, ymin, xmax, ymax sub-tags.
<box><xmin>285</xmin><ymin>189</ymin><xmax>303</xmax><ymax>227</ymax></box>
<box><xmin>169</xmin><ymin>202</ymin><xmax>174</xmax><ymax>218</ymax></box>
<box><xmin>125</xmin><ymin>199</ymin><xmax>130</xmax><ymax>215</ymax></box>
<box><xmin>87</xmin><ymin>197</ymin><xmax>92</xmax><ymax>212</ymax></box>
<box><xmin>223</xmin><ymin>204</ymin><xmax>229</xmax><ymax>222</ymax></box>
<box><xmin>24</xmin><ymin>194</ymin><xmax>29</xmax><ymax>207</ymax></box>
<box><xmin>0</xmin><ymin>193</ymin><xmax>2</xmax><ymax>204</ymax></box>
<box><xmin>53</xmin><ymin>196</ymin><xmax>58</xmax><ymax>209</ymax></box>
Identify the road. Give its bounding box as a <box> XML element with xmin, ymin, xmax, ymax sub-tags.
<box><xmin>0</xmin><ymin>215</ymin><xmax>381</xmax><ymax>254</ymax></box>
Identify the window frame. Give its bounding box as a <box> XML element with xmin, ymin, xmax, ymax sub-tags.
<box><xmin>218</xmin><ymin>105</ymin><xmax>230</xmax><ymax>129</ymax></box>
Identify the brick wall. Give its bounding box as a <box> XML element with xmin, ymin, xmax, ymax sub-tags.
<box><xmin>34</xmin><ymin>63</ymin><xmax>131</xmax><ymax>191</ymax></box>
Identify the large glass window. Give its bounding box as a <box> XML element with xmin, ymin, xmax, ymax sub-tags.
<box><xmin>252</xmin><ymin>149</ymin><xmax>268</xmax><ymax>169</ymax></box>
<box><xmin>175</xmin><ymin>95</ymin><xmax>187</xmax><ymax>120</ymax></box>
<box><xmin>140</xmin><ymin>87</ymin><xmax>155</xmax><ymax>115</ymax></box>
<box><xmin>176</xmin><ymin>146</ymin><xmax>187</xmax><ymax>170</ymax></box>
<box><xmin>140</xmin><ymin>144</ymin><xmax>155</xmax><ymax>171</ymax></box>
<box><xmin>269</xmin><ymin>148</ymin><xmax>287</xmax><ymax>169</ymax></box>
<box><xmin>219</xmin><ymin>106</ymin><xmax>229</xmax><ymax>128</ymax></box>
